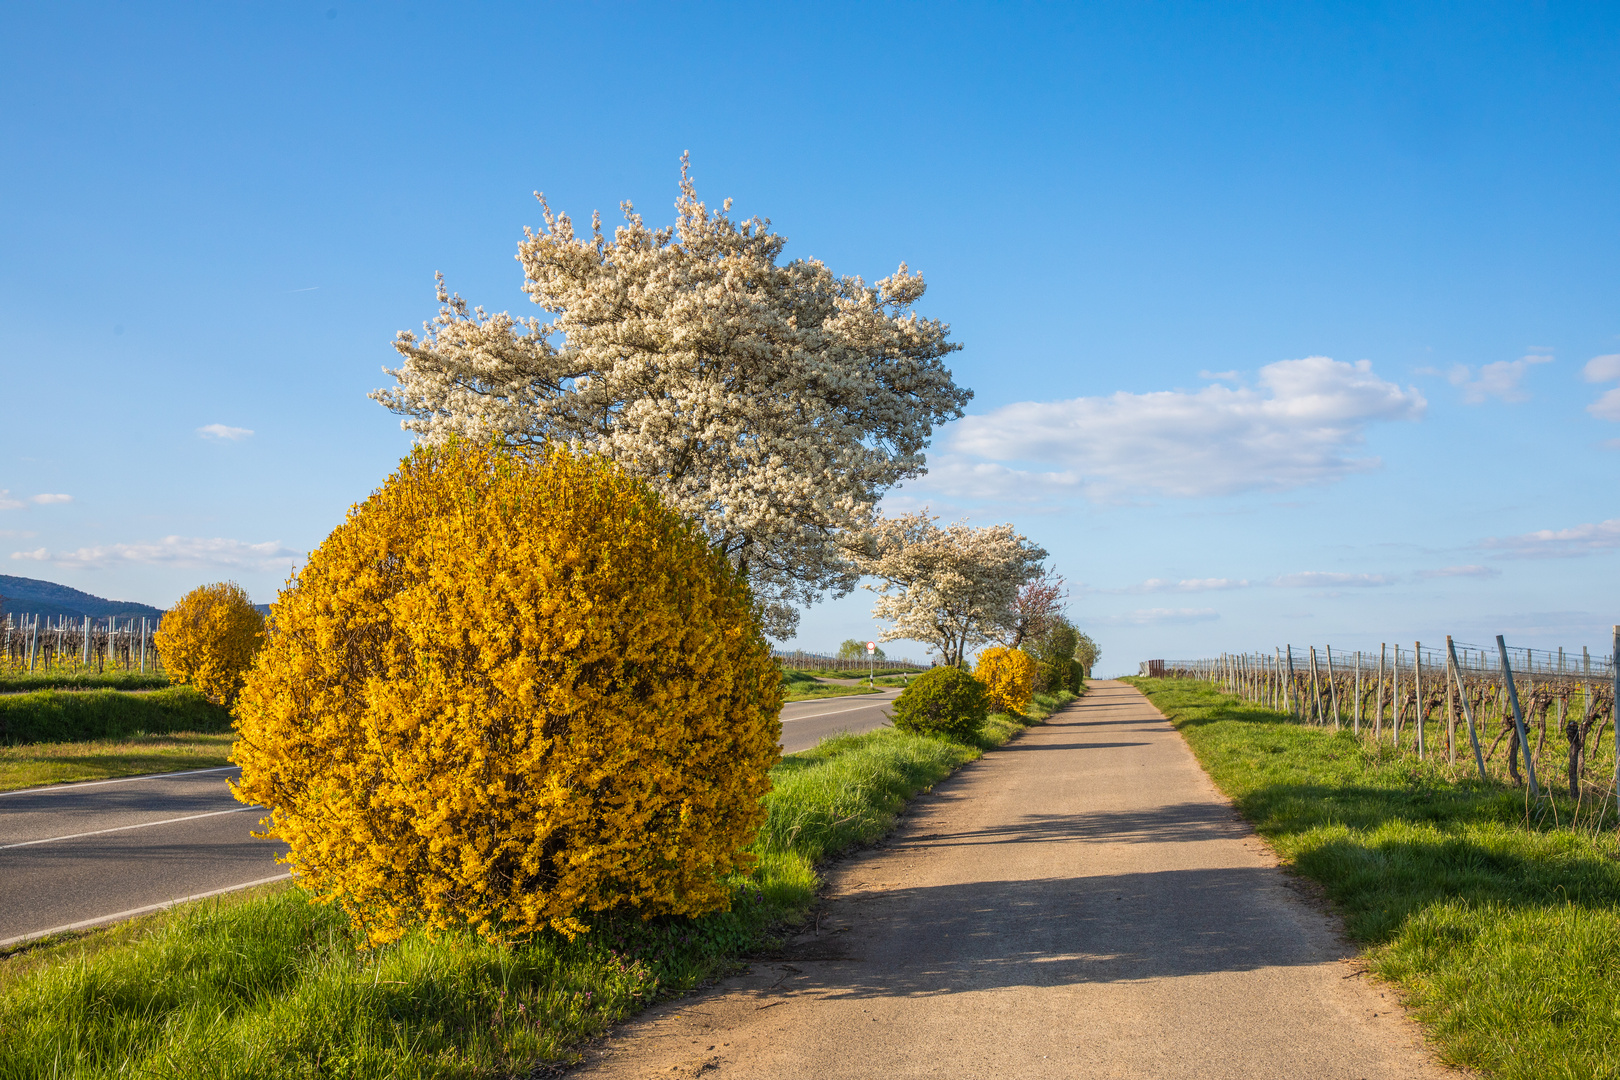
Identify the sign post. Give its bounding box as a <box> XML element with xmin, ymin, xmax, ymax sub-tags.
<box><xmin>866</xmin><ymin>641</ymin><xmax>876</xmax><ymax>687</ymax></box>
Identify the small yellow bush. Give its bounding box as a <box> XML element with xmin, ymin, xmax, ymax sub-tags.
<box><xmin>152</xmin><ymin>581</ymin><xmax>265</xmax><ymax>706</ymax></box>
<box><xmin>231</xmin><ymin>441</ymin><xmax>782</xmax><ymax>944</ymax></box>
<box><xmin>975</xmin><ymin>646</ymin><xmax>1036</xmax><ymax>715</ymax></box>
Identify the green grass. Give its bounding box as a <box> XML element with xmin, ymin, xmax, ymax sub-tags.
<box><xmin>0</xmin><ymin>686</ymin><xmax>231</xmax><ymax>745</ymax></box>
<box><xmin>1127</xmin><ymin>676</ymin><xmax>1620</xmax><ymax>1080</ymax></box>
<box><xmin>0</xmin><ymin>731</ymin><xmax>235</xmax><ymax>791</ymax></box>
<box><xmin>779</xmin><ymin>670</ymin><xmax>879</xmax><ymax>702</ymax></box>
<box><xmin>0</xmin><ymin>670</ymin><xmax>171</xmax><ymax>693</ymax></box>
<box><xmin>0</xmin><ymin>690</ymin><xmax>1077</xmax><ymax>1078</ymax></box>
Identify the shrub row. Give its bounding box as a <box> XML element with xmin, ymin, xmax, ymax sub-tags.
<box><xmin>0</xmin><ymin>671</ymin><xmax>172</xmax><ymax>694</ymax></box>
<box><xmin>0</xmin><ymin>687</ymin><xmax>232</xmax><ymax>744</ymax></box>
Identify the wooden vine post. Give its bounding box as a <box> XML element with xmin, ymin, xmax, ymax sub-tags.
<box><xmin>1496</xmin><ymin>634</ymin><xmax>1540</xmax><ymax>797</ymax></box>
<box><xmin>1612</xmin><ymin>625</ymin><xmax>1619</xmax><ymax>809</ymax></box>
<box><xmin>1445</xmin><ymin>636</ymin><xmax>1488</xmax><ymax>779</ymax></box>
<box><xmin>1414</xmin><ymin>641</ymin><xmax>1425</xmax><ymax>760</ymax></box>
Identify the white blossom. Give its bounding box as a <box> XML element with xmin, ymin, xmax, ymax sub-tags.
<box><xmin>373</xmin><ymin>158</ymin><xmax>970</xmax><ymax>637</ymax></box>
<box><xmin>857</xmin><ymin>511</ymin><xmax>1048</xmax><ymax>666</ymax></box>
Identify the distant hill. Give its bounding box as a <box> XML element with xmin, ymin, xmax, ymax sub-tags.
<box><xmin>0</xmin><ymin>574</ymin><xmax>166</xmax><ymax>623</ymax></box>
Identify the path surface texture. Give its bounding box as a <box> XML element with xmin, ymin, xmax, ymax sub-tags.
<box><xmin>579</xmin><ymin>680</ymin><xmax>1452</xmax><ymax>1080</ymax></box>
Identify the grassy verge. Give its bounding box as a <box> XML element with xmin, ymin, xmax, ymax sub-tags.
<box><xmin>0</xmin><ymin>731</ymin><xmax>235</xmax><ymax>791</ymax></box>
<box><xmin>1126</xmin><ymin>676</ymin><xmax>1620</xmax><ymax>1080</ymax></box>
<box><xmin>780</xmin><ymin>670</ymin><xmax>878</xmax><ymax>702</ymax></box>
<box><xmin>0</xmin><ymin>670</ymin><xmax>171</xmax><ymax>693</ymax></box>
<box><xmin>0</xmin><ymin>686</ymin><xmax>230</xmax><ymax>745</ymax></box>
<box><xmin>0</xmin><ymin>690</ymin><xmax>1075</xmax><ymax>1078</ymax></box>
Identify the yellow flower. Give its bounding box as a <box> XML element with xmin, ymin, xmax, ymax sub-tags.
<box><xmin>231</xmin><ymin>441</ymin><xmax>782</xmax><ymax>944</ymax></box>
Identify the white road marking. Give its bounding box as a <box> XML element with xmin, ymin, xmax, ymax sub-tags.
<box><xmin>0</xmin><ymin>806</ymin><xmax>259</xmax><ymax>850</ymax></box>
<box><xmin>0</xmin><ymin>765</ymin><xmax>240</xmax><ymax>798</ymax></box>
<box><xmin>0</xmin><ymin>872</ymin><xmax>294</xmax><ymax>949</ymax></box>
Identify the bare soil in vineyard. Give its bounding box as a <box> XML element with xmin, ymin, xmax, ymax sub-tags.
<box><xmin>1129</xmin><ymin>676</ymin><xmax>1620</xmax><ymax>1080</ymax></box>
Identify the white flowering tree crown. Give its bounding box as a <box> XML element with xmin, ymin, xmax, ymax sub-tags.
<box><xmin>857</xmin><ymin>511</ymin><xmax>1048</xmax><ymax>667</ymax></box>
<box><xmin>373</xmin><ymin>158</ymin><xmax>971</xmax><ymax>637</ymax></box>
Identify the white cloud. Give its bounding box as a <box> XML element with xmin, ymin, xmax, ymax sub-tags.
<box><xmin>1588</xmin><ymin>388</ymin><xmax>1620</xmax><ymax>422</ymax></box>
<box><xmin>1271</xmin><ymin>571</ymin><xmax>1397</xmax><ymax>588</ymax></box>
<box><xmin>1442</xmin><ymin>353</ymin><xmax>1552</xmax><ymax>404</ymax></box>
<box><xmin>1583</xmin><ymin>354</ymin><xmax>1620</xmax><ymax>383</ymax></box>
<box><xmin>1131</xmin><ymin>577</ymin><xmax>1250</xmax><ymax>593</ymax></box>
<box><xmin>939</xmin><ymin>357</ymin><xmax>1424</xmax><ymax>500</ymax></box>
<box><xmin>0</xmin><ymin>529</ymin><xmax>37</xmax><ymax>539</ymax></box>
<box><xmin>0</xmin><ymin>490</ymin><xmax>21</xmax><ymax>511</ymax></box>
<box><xmin>1094</xmin><ymin>607</ymin><xmax>1220</xmax><ymax>626</ymax></box>
<box><xmin>1482</xmin><ymin>519</ymin><xmax>1620</xmax><ymax>559</ymax></box>
<box><xmin>30</xmin><ymin>493</ymin><xmax>71</xmax><ymax>505</ymax></box>
<box><xmin>1198</xmin><ymin>370</ymin><xmax>1239</xmax><ymax>381</ymax></box>
<box><xmin>11</xmin><ymin>535</ymin><xmax>298</xmax><ymax>570</ymax></box>
<box><xmin>1416</xmin><ymin>564</ymin><xmax>1500</xmax><ymax>580</ymax></box>
<box><xmin>198</xmin><ymin>423</ymin><xmax>254</xmax><ymax>441</ymax></box>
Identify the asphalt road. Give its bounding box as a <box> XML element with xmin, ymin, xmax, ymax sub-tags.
<box><xmin>778</xmin><ymin>688</ymin><xmax>899</xmax><ymax>754</ymax></box>
<box><xmin>577</xmin><ymin>681</ymin><xmax>1452</xmax><ymax>1080</ymax></box>
<box><xmin>0</xmin><ymin>688</ymin><xmax>894</xmax><ymax>946</ymax></box>
<box><xmin>0</xmin><ymin>768</ymin><xmax>287</xmax><ymax>947</ymax></box>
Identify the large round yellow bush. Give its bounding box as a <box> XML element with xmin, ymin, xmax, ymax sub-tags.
<box><xmin>152</xmin><ymin>581</ymin><xmax>265</xmax><ymax>706</ymax></box>
<box><xmin>975</xmin><ymin>646</ymin><xmax>1037</xmax><ymax>715</ymax></box>
<box><xmin>231</xmin><ymin>442</ymin><xmax>783</xmax><ymax>944</ymax></box>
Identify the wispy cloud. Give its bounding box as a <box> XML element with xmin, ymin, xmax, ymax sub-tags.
<box><xmin>12</xmin><ymin>535</ymin><xmax>298</xmax><ymax>570</ymax></box>
<box><xmin>1416</xmin><ymin>564</ymin><xmax>1500</xmax><ymax>580</ymax></box>
<box><xmin>198</xmin><ymin>423</ymin><xmax>254</xmax><ymax>441</ymax></box>
<box><xmin>1094</xmin><ymin>607</ymin><xmax>1220</xmax><ymax>626</ymax></box>
<box><xmin>931</xmin><ymin>357</ymin><xmax>1423</xmax><ymax>501</ymax></box>
<box><xmin>1129</xmin><ymin>577</ymin><xmax>1250</xmax><ymax>593</ymax></box>
<box><xmin>1482</xmin><ymin>519</ymin><xmax>1620</xmax><ymax>559</ymax></box>
<box><xmin>0</xmin><ymin>490</ymin><xmax>70</xmax><ymax>510</ymax></box>
<box><xmin>1271</xmin><ymin>571</ymin><xmax>1397</xmax><ymax>588</ymax></box>
<box><xmin>1434</xmin><ymin>353</ymin><xmax>1552</xmax><ymax>404</ymax></box>
<box><xmin>1584</xmin><ymin>354</ymin><xmax>1620</xmax><ymax>421</ymax></box>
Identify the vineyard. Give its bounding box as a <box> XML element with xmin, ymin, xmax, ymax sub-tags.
<box><xmin>773</xmin><ymin>649</ymin><xmax>928</xmax><ymax>673</ymax></box>
<box><xmin>1156</xmin><ymin>630</ymin><xmax>1620</xmax><ymax>814</ymax></box>
<box><xmin>0</xmin><ymin>613</ymin><xmax>166</xmax><ymax>676</ymax></box>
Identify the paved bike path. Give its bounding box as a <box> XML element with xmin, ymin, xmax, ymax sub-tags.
<box><xmin>578</xmin><ymin>680</ymin><xmax>1452</xmax><ymax>1079</ymax></box>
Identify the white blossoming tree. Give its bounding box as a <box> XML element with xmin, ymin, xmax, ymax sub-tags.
<box><xmin>373</xmin><ymin>159</ymin><xmax>970</xmax><ymax>637</ymax></box>
<box><xmin>857</xmin><ymin>512</ymin><xmax>1048</xmax><ymax>667</ymax></box>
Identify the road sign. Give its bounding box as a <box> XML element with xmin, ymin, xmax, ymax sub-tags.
<box><xmin>866</xmin><ymin>641</ymin><xmax>876</xmax><ymax>653</ymax></box>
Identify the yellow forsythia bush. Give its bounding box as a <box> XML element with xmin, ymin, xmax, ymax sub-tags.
<box><xmin>975</xmin><ymin>646</ymin><xmax>1037</xmax><ymax>715</ymax></box>
<box><xmin>231</xmin><ymin>441</ymin><xmax>782</xmax><ymax>944</ymax></box>
<box><xmin>152</xmin><ymin>581</ymin><xmax>265</xmax><ymax>706</ymax></box>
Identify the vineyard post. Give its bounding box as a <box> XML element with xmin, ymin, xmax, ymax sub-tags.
<box><xmin>27</xmin><ymin>614</ymin><xmax>38</xmax><ymax>673</ymax></box>
<box><xmin>1444</xmin><ymin>646</ymin><xmax>1457</xmax><ymax>765</ymax></box>
<box><xmin>1353</xmin><ymin>651</ymin><xmax>1362</xmax><ymax>734</ymax></box>
<box><xmin>1285</xmin><ymin>645</ymin><xmax>1296</xmax><ymax>718</ymax></box>
<box><xmin>1393</xmin><ymin>643</ymin><xmax>1403</xmax><ymax>748</ymax></box>
<box><xmin>1496</xmin><ymin>635</ymin><xmax>1540</xmax><ymax>797</ymax></box>
<box><xmin>1326</xmin><ymin>645</ymin><xmax>1340</xmax><ymax>730</ymax></box>
<box><xmin>1414</xmin><ymin>641</ymin><xmax>1424</xmax><ymax>760</ymax></box>
<box><xmin>80</xmin><ymin>615</ymin><xmax>90</xmax><ymax>667</ymax></box>
<box><xmin>1274</xmin><ymin>647</ymin><xmax>1282</xmax><ymax>711</ymax></box>
<box><xmin>1611</xmin><ymin>625</ymin><xmax>1619</xmax><ymax>812</ymax></box>
<box><xmin>1308</xmin><ymin>646</ymin><xmax>1323</xmax><ymax>724</ymax></box>
<box><xmin>1447</xmin><ymin>636</ymin><xmax>1487</xmax><ymax>780</ymax></box>
<box><xmin>1375</xmin><ymin>644</ymin><xmax>1386</xmax><ymax>742</ymax></box>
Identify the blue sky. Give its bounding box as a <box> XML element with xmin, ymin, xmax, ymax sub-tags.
<box><xmin>2</xmin><ymin>2</ymin><xmax>1617</xmax><ymax>674</ymax></box>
